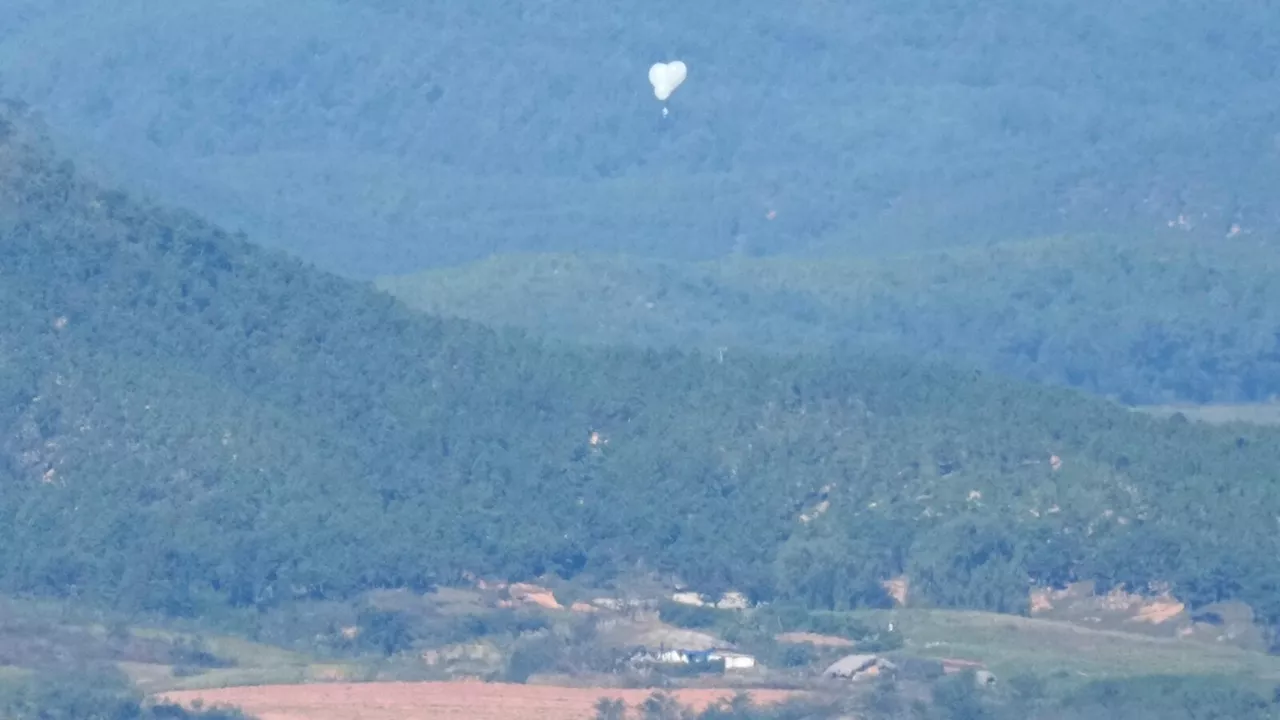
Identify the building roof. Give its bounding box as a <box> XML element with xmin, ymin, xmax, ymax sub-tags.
<box><xmin>823</xmin><ymin>654</ymin><xmax>881</xmax><ymax>678</ymax></box>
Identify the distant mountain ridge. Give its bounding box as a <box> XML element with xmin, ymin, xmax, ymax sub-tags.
<box><xmin>379</xmin><ymin>238</ymin><xmax>1280</xmax><ymax>405</ymax></box>
<box><xmin>3</xmin><ymin>0</ymin><xmax>1279</xmax><ymax>275</ymax></box>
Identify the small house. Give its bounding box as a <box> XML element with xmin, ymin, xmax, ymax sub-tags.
<box><xmin>657</xmin><ymin>648</ymin><xmax>692</xmax><ymax>664</ymax></box>
<box><xmin>709</xmin><ymin>650</ymin><xmax>756</xmax><ymax>670</ymax></box>
<box><xmin>715</xmin><ymin>591</ymin><xmax>751</xmax><ymax>610</ymax></box>
<box><xmin>671</xmin><ymin>591</ymin><xmax>707</xmax><ymax>607</ymax></box>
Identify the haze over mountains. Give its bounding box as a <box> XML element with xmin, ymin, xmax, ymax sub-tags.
<box><xmin>5</xmin><ymin>2</ymin><xmax>1280</xmax><ymax>717</ymax></box>
<box><xmin>4</xmin><ymin>0</ymin><xmax>1280</xmax><ymax>276</ymax></box>
<box><xmin>379</xmin><ymin>237</ymin><xmax>1280</xmax><ymax>405</ymax></box>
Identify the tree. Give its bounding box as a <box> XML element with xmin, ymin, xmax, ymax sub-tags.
<box><xmin>908</xmin><ymin>517</ymin><xmax>1031</xmax><ymax>615</ymax></box>
<box><xmin>594</xmin><ymin>698</ymin><xmax>628</xmax><ymax>720</ymax></box>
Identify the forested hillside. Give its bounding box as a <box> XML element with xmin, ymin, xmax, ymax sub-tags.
<box><xmin>379</xmin><ymin>237</ymin><xmax>1280</xmax><ymax>404</ymax></box>
<box><xmin>3</xmin><ymin>0</ymin><xmax>1279</xmax><ymax>276</ymax></box>
<box><xmin>6</xmin><ymin>103</ymin><xmax>1280</xmax><ymax>642</ymax></box>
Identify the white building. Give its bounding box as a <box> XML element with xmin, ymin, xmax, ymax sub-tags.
<box><xmin>715</xmin><ymin>591</ymin><xmax>751</xmax><ymax>610</ymax></box>
<box><xmin>657</xmin><ymin>649</ymin><xmax>692</xmax><ymax>664</ymax></box>
<box><xmin>709</xmin><ymin>650</ymin><xmax>756</xmax><ymax>670</ymax></box>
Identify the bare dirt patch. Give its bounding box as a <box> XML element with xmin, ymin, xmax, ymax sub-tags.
<box><xmin>159</xmin><ymin>681</ymin><xmax>802</xmax><ymax>720</ymax></box>
<box><xmin>595</xmin><ymin>614</ymin><xmax>724</xmax><ymax>652</ymax></box>
<box><xmin>1025</xmin><ymin>580</ymin><xmax>1242</xmax><ymax>642</ymax></box>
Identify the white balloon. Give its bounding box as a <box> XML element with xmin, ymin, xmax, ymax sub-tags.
<box><xmin>648</xmin><ymin>61</ymin><xmax>688</xmax><ymax>102</ymax></box>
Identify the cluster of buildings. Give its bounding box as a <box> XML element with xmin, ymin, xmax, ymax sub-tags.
<box><xmin>631</xmin><ymin>646</ymin><xmax>758</xmax><ymax>671</ymax></box>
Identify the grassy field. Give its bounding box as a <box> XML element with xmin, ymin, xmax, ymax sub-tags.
<box><xmin>121</xmin><ymin>628</ymin><xmax>367</xmax><ymax>693</ymax></box>
<box><xmin>1135</xmin><ymin>403</ymin><xmax>1280</xmax><ymax>426</ymax></box>
<box><xmin>0</xmin><ymin>594</ymin><xmax>370</xmax><ymax>695</ymax></box>
<box><xmin>856</xmin><ymin>608</ymin><xmax>1280</xmax><ymax>692</ymax></box>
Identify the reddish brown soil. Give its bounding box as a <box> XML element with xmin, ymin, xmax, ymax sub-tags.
<box><xmin>159</xmin><ymin>681</ymin><xmax>803</xmax><ymax>720</ymax></box>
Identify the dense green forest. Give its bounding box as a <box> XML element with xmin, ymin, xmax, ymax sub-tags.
<box><xmin>3</xmin><ymin>0</ymin><xmax>1279</xmax><ymax>276</ymax></box>
<box><xmin>379</xmin><ymin>238</ymin><xmax>1280</xmax><ymax>404</ymax></box>
<box><xmin>5</xmin><ymin>102</ymin><xmax>1280</xmax><ymax>647</ymax></box>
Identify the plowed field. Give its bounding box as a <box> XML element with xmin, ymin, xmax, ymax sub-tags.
<box><xmin>159</xmin><ymin>681</ymin><xmax>804</xmax><ymax>720</ymax></box>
